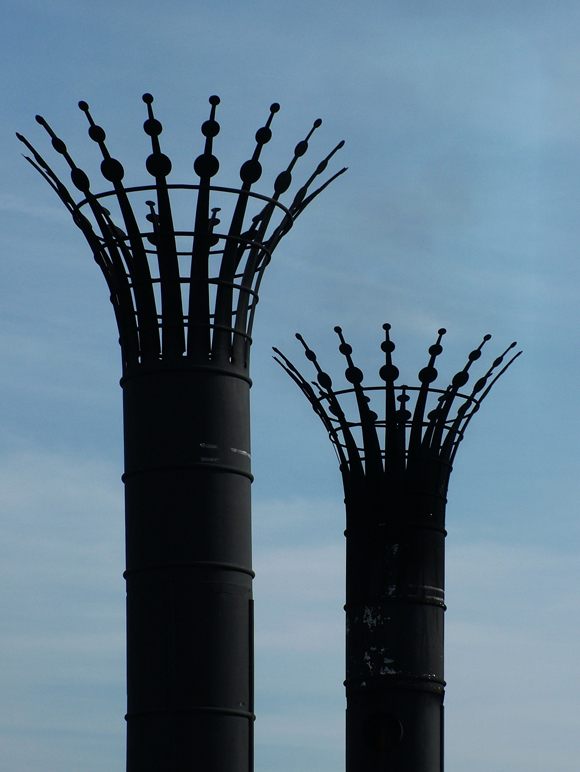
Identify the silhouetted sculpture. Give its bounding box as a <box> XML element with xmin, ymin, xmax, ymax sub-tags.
<box><xmin>275</xmin><ymin>324</ymin><xmax>518</xmax><ymax>772</ymax></box>
<box><xmin>18</xmin><ymin>94</ymin><xmax>345</xmax><ymax>772</ymax></box>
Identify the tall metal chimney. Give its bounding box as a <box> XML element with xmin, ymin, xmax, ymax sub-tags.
<box><xmin>275</xmin><ymin>323</ymin><xmax>518</xmax><ymax>772</ymax></box>
<box><xmin>18</xmin><ymin>94</ymin><xmax>345</xmax><ymax>772</ymax></box>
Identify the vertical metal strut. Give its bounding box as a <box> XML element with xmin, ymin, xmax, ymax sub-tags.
<box><xmin>19</xmin><ymin>94</ymin><xmax>345</xmax><ymax>772</ymax></box>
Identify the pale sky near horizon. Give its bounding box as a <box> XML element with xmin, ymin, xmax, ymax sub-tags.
<box><xmin>1</xmin><ymin>2</ymin><xmax>580</xmax><ymax>771</ymax></box>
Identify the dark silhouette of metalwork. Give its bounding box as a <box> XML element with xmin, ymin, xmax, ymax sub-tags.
<box><xmin>18</xmin><ymin>94</ymin><xmax>345</xmax><ymax>772</ymax></box>
<box><xmin>275</xmin><ymin>324</ymin><xmax>519</xmax><ymax>772</ymax></box>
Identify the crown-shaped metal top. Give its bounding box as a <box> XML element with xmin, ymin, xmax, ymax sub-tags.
<box><xmin>17</xmin><ymin>95</ymin><xmax>346</xmax><ymax>377</ymax></box>
<box><xmin>274</xmin><ymin>325</ymin><xmax>519</xmax><ymax>520</ymax></box>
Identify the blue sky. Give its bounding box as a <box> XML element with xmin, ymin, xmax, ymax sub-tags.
<box><xmin>1</xmin><ymin>1</ymin><xmax>580</xmax><ymax>770</ymax></box>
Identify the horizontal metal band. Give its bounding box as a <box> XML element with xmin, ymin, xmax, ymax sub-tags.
<box><xmin>122</xmin><ymin>461</ymin><xmax>254</xmax><ymax>482</ymax></box>
<box><xmin>387</xmin><ymin>595</ymin><xmax>446</xmax><ymax>609</ymax></box>
<box><xmin>185</xmin><ymin>319</ymin><xmax>252</xmax><ymax>342</ymax></box>
<box><xmin>345</xmin><ymin>521</ymin><xmax>448</xmax><ymax>536</ymax></box>
<box><xmin>120</xmin><ymin>362</ymin><xmax>253</xmax><ymax>386</ymax></box>
<box><xmin>346</xmin><ymin>673</ymin><xmax>446</xmax><ymax>695</ymax></box>
<box><xmin>136</xmin><ymin>314</ymin><xmax>254</xmax><ymax>346</ymax></box>
<box><xmin>125</xmin><ymin>706</ymin><xmax>255</xmax><ymax>721</ymax></box>
<box><xmin>124</xmin><ymin>560</ymin><xmax>255</xmax><ymax>579</ymax></box>
<box><xmin>345</xmin><ymin>596</ymin><xmax>446</xmax><ymax>610</ymax></box>
<box><xmin>79</xmin><ymin>182</ymin><xmax>292</xmax><ymax>220</ymax></box>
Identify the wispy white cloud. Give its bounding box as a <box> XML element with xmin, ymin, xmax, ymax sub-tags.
<box><xmin>0</xmin><ymin>194</ymin><xmax>70</xmax><ymax>223</ymax></box>
<box><xmin>0</xmin><ymin>449</ymin><xmax>125</xmax><ymax>771</ymax></box>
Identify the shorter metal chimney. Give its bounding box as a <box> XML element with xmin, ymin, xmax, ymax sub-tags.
<box><xmin>275</xmin><ymin>323</ymin><xmax>518</xmax><ymax>772</ymax></box>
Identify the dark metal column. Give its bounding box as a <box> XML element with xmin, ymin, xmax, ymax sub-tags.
<box><xmin>123</xmin><ymin>367</ymin><xmax>253</xmax><ymax>770</ymax></box>
<box><xmin>344</xmin><ymin>468</ymin><xmax>446</xmax><ymax>771</ymax></box>
<box><xmin>275</xmin><ymin>324</ymin><xmax>519</xmax><ymax>772</ymax></box>
<box><xmin>19</xmin><ymin>93</ymin><xmax>345</xmax><ymax>772</ymax></box>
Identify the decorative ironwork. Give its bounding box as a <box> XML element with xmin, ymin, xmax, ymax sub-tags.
<box><xmin>18</xmin><ymin>95</ymin><xmax>346</xmax><ymax>772</ymax></box>
<box><xmin>274</xmin><ymin>325</ymin><xmax>520</xmax><ymax>506</ymax></box>
<box><xmin>17</xmin><ymin>94</ymin><xmax>346</xmax><ymax>376</ymax></box>
<box><xmin>275</xmin><ymin>324</ymin><xmax>520</xmax><ymax>772</ymax></box>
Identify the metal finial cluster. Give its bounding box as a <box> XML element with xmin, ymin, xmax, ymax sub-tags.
<box><xmin>17</xmin><ymin>95</ymin><xmax>346</xmax><ymax>374</ymax></box>
<box><xmin>274</xmin><ymin>326</ymin><xmax>520</xmax><ymax>504</ymax></box>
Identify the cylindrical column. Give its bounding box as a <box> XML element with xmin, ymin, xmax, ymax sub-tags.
<box><xmin>345</xmin><ymin>494</ymin><xmax>445</xmax><ymax>772</ymax></box>
<box><xmin>275</xmin><ymin>325</ymin><xmax>518</xmax><ymax>772</ymax></box>
<box><xmin>21</xmin><ymin>93</ymin><xmax>345</xmax><ymax>772</ymax></box>
<box><xmin>122</xmin><ymin>364</ymin><xmax>254</xmax><ymax>772</ymax></box>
